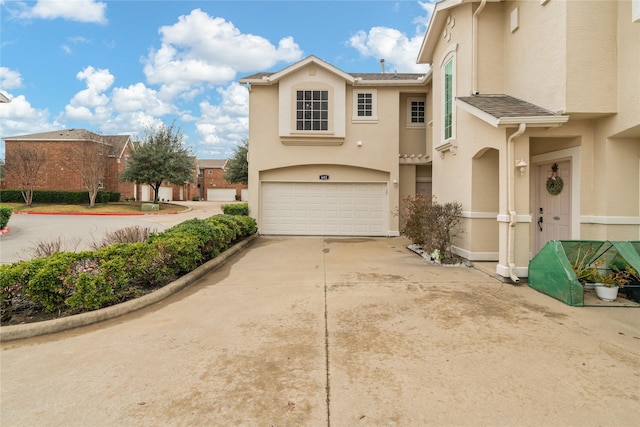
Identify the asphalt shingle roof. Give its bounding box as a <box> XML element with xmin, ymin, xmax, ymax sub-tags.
<box><xmin>456</xmin><ymin>94</ymin><xmax>557</xmax><ymax>118</ymax></box>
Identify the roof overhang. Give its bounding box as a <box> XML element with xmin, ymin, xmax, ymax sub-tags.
<box><xmin>239</xmin><ymin>55</ymin><xmax>355</xmax><ymax>86</ymax></box>
<box><xmin>457</xmin><ymin>98</ymin><xmax>570</xmax><ymax>128</ymax></box>
<box><xmin>352</xmin><ymin>69</ymin><xmax>432</xmax><ymax>87</ymax></box>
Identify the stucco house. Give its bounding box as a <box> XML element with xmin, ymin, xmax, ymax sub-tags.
<box><xmin>241</xmin><ymin>0</ymin><xmax>639</xmax><ymax>282</ymax></box>
<box><xmin>240</xmin><ymin>55</ymin><xmax>430</xmax><ymax>236</ymax></box>
<box><xmin>417</xmin><ymin>0</ymin><xmax>639</xmax><ymax>281</ymax></box>
<box><xmin>197</xmin><ymin>159</ymin><xmax>248</xmax><ymax>201</ymax></box>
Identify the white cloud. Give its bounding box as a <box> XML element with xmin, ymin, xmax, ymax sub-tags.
<box><xmin>111</xmin><ymin>83</ymin><xmax>173</xmax><ymax>116</ymax></box>
<box><xmin>27</xmin><ymin>0</ymin><xmax>107</xmax><ymax>24</ymax></box>
<box><xmin>143</xmin><ymin>9</ymin><xmax>303</xmax><ymax>90</ymax></box>
<box><xmin>0</xmin><ymin>67</ymin><xmax>23</xmax><ymax>89</ymax></box>
<box><xmin>195</xmin><ymin>82</ymin><xmax>248</xmax><ymax>157</ymax></box>
<box><xmin>0</xmin><ymin>94</ymin><xmax>60</xmax><ymax>137</ymax></box>
<box><xmin>68</xmin><ymin>66</ymin><xmax>113</xmax><ymax>108</ymax></box>
<box><xmin>99</xmin><ymin>111</ymin><xmax>165</xmax><ymax>141</ymax></box>
<box><xmin>348</xmin><ymin>1</ymin><xmax>435</xmax><ymax>73</ymax></box>
<box><xmin>349</xmin><ymin>26</ymin><xmax>429</xmax><ymax>73</ymax></box>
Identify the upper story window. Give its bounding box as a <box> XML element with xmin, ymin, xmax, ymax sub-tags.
<box><xmin>198</xmin><ymin>169</ymin><xmax>204</xmax><ymax>178</ymax></box>
<box><xmin>296</xmin><ymin>90</ymin><xmax>328</xmax><ymax>131</ymax></box>
<box><xmin>443</xmin><ymin>57</ymin><xmax>455</xmax><ymax>140</ymax></box>
<box><xmin>407</xmin><ymin>97</ymin><xmax>426</xmax><ymax>127</ymax></box>
<box><xmin>352</xmin><ymin>89</ymin><xmax>378</xmax><ymax>122</ymax></box>
<box><xmin>357</xmin><ymin>93</ymin><xmax>373</xmax><ymax>117</ymax></box>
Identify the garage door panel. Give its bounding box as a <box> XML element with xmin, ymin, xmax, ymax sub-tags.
<box><xmin>261</xmin><ymin>182</ymin><xmax>387</xmax><ymax>236</ymax></box>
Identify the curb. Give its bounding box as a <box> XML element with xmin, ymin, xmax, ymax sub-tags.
<box><xmin>0</xmin><ymin>234</ymin><xmax>258</xmax><ymax>342</ymax></box>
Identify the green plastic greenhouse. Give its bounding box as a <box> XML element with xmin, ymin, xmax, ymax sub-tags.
<box><xmin>528</xmin><ymin>240</ymin><xmax>640</xmax><ymax>307</ymax></box>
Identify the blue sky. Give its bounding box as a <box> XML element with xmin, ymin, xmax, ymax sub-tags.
<box><xmin>0</xmin><ymin>0</ymin><xmax>435</xmax><ymax>159</ymax></box>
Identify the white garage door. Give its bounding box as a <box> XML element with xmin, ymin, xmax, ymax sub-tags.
<box><xmin>158</xmin><ymin>186</ymin><xmax>173</xmax><ymax>202</ymax></box>
<box><xmin>261</xmin><ymin>182</ymin><xmax>388</xmax><ymax>236</ymax></box>
<box><xmin>207</xmin><ymin>189</ymin><xmax>237</xmax><ymax>201</ymax></box>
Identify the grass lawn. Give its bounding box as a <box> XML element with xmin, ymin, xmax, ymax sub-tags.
<box><xmin>0</xmin><ymin>202</ymin><xmax>189</xmax><ymax>214</ymax></box>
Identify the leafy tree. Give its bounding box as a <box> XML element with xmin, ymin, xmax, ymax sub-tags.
<box><xmin>120</xmin><ymin>122</ymin><xmax>195</xmax><ymax>203</ymax></box>
<box><xmin>224</xmin><ymin>139</ymin><xmax>248</xmax><ymax>185</ymax></box>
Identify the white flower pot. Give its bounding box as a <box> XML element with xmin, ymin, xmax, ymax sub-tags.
<box><xmin>594</xmin><ymin>284</ymin><xmax>619</xmax><ymax>302</ymax></box>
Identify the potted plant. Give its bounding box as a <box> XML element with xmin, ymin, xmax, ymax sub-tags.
<box><xmin>591</xmin><ymin>264</ymin><xmax>637</xmax><ymax>302</ymax></box>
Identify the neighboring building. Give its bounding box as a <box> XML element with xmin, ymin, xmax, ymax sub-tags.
<box><xmin>241</xmin><ymin>1</ymin><xmax>639</xmax><ymax>281</ymax></box>
<box><xmin>3</xmin><ymin>129</ymin><xmax>137</xmax><ymax>200</ymax></box>
<box><xmin>197</xmin><ymin>159</ymin><xmax>248</xmax><ymax>201</ymax></box>
<box><xmin>239</xmin><ymin>55</ymin><xmax>429</xmax><ymax>236</ymax></box>
<box><xmin>416</xmin><ymin>0</ymin><xmax>639</xmax><ymax>281</ymax></box>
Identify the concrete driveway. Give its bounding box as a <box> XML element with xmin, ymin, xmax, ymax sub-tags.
<box><xmin>1</xmin><ymin>236</ymin><xmax>639</xmax><ymax>426</ymax></box>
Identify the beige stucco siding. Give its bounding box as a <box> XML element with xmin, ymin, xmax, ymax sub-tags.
<box><xmin>503</xmin><ymin>0</ymin><xmax>567</xmax><ymax>112</ymax></box>
<box><xmin>476</xmin><ymin>2</ymin><xmax>505</xmax><ymax>94</ymax></box>
<box><xmin>565</xmin><ymin>0</ymin><xmax>617</xmax><ymax>114</ymax></box>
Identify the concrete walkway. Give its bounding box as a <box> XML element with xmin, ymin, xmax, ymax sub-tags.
<box><xmin>1</xmin><ymin>236</ymin><xmax>639</xmax><ymax>426</ymax></box>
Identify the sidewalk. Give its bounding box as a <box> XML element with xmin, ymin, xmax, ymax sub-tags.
<box><xmin>1</xmin><ymin>236</ymin><xmax>638</xmax><ymax>426</ymax></box>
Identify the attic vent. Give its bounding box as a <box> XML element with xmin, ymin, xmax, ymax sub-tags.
<box><xmin>308</xmin><ymin>67</ymin><xmax>316</xmax><ymax>76</ymax></box>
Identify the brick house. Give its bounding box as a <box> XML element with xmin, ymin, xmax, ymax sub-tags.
<box><xmin>3</xmin><ymin>129</ymin><xmax>137</xmax><ymax>199</ymax></box>
<box><xmin>197</xmin><ymin>159</ymin><xmax>248</xmax><ymax>201</ymax></box>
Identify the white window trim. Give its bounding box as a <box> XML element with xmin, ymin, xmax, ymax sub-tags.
<box><xmin>406</xmin><ymin>96</ymin><xmax>426</xmax><ymax>128</ymax></box>
<box><xmin>440</xmin><ymin>52</ymin><xmax>456</xmax><ymax>144</ymax></box>
<box><xmin>352</xmin><ymin>89</ymin><xmax>378</xmax><ymax>123</ymax></box>
<box><xmin>293</xmin><ymin>88</ymin><xmax>331</xmax><ymax>133</ymax></box>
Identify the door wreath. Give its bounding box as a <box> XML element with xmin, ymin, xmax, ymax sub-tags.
<box><xmin>546</xmin><ymin>163</ymin><xmax>563</xmax><ymax>195</ymax></box>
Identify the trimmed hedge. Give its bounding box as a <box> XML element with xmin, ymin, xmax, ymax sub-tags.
<box><xmin>0</xmin><ymin>190</ymin><xmax>121</xmax><ymax>204</ymax></box>
<box><xmin>221</xmin><ymin>203</ymin><xmax>248</xmax><ymax>216</ymax></box>
<box><xmin>0</xmin><ymin>207</ymin><xmax>12</xmax><ymax>229</ymax></box>
<box><xmin>0</xmin><ymin>213</ymin><xmax>257</xmax><ymax>322</ymax></box>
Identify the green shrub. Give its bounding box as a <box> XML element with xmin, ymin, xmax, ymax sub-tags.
<box><xmin>97</xmin><ymin>243</ymin><xmax>168</xmax><ymax>290</ymax></box>
<box><xmin>0</xmin><ymin>190</ymin><xmax>121</xmax><ymax>205</ymax></box>
<box><xmin>65</xmin><ymin>273</ymin><xmax>116</xmax><ymax>311</ymax></box>
<box><xmin>207</xmin><ymin>214</ymin><xmax>241</xmax><ymax>241</ymax></box>
<box><xmin>221</xmin><ymin>203</ymin><xmax>248</xmax><ymax>216</ymax></box>
<box><xmin>166</xmin><ymin>219</ymin><xmax>220</xmax><ymax>258</ymax></box>
<box><xmin>234</xmin><ymin>215</ymin><xmax>258</xmax><ymax>236</ymax></box>
<box><xmin>150</xmin><ymin>233</ymin><xmax>202</xmax><ymax>275</ymax></box>
<box><xmin>0</xmin><ymin>209</ymin><xmax>258</xmax><ymax>322</ymax></box>
<box><xmin>1</xmin><ymin>262</ymin><xmax>34</xmax><ymax>320</ymax></box>
<box><xmin>26</xmin><ymin>252</ymin><xmax>93</xmax><ymax>312</ymax></box>
<box><xmin>0</xmin><ymin>190</ymin><xmax>24</xmax><ymax>203</ymax></box>
<box><xmin>0</xmin><ymin>207</ymin><xmax>12</xmax><ymax>229</ymax></box>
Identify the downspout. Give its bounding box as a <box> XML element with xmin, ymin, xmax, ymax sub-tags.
<box><xmin>507</xmin><ymin>123</ymin><xmax>526</xmax><ymax>284</ymax></box>
<box><xmin>472</xmin><ymin>0</ymin><xmax>487</xmax><ymax>95</ymax></box>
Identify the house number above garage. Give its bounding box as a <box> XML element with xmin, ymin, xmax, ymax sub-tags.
<box><xmin>319</xmin><ymin>175</ymin><xmax>330</xmax><ymax>180</ymax></box>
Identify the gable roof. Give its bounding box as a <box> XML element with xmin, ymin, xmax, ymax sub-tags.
<box><xmin>3</xmin><ymin>129</ymin><xmax>134</xmax><ymax>158</ymax></box>
<box><xmin>102</xmin><ymin>135</ymin><xmax>132</xmax><ymax>158</ymax></box>
<box><xmin>240</xmin><ymin>55</ymin><xmax>430</xmax><ymax>87</ymax></box>
<box><xmin>0</xmin><ymin>92</ymin><xmax>10</xmax><ymax>103</ymax></box>
<box><xmin>417</xmin><ymin>0</ymin><xmax>502</xmax><ymax>65</ymax></box>
<box><xmin>3</xmin><ymin>129</ymin><xmax>103</xmax><ymax>142</ymax></box>
<box><xmin>457</xmin><ymin>95</ymin><xmax>569</xmax><ymax>127</ymax></box>
<box><xmin>198</xmin><ymin>159</ymin><xmax>227</xmax><ymax>169</ymax></box>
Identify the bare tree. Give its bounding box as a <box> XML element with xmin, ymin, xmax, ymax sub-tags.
<box><xmin>4</xmin><ymin>144</ymin><xmax>46</xmax><ymax>207</ymax></box>
<box><xmin>64</xmin><ymin>134</ymin><xmax>108</xmax><ymax>208</ymax></box>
